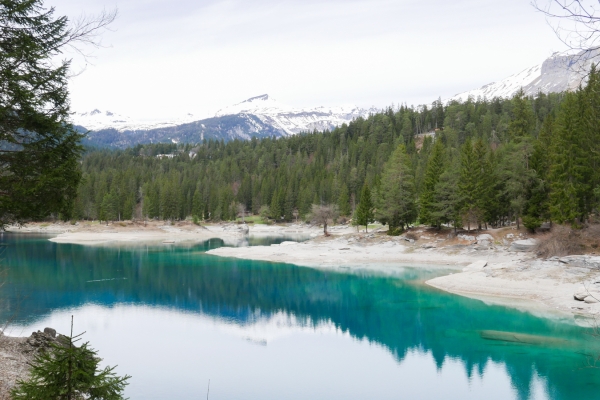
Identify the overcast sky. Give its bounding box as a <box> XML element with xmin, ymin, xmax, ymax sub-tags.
<box><xmin>51</xmin><ymin>0</ymin><xmax>566</xmax><ymax>120</ymax></box>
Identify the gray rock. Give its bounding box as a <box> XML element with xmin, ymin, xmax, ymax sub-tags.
<box><xmin>421</xmin><ymin>244</ymin><xmax>437</xmax><ymax>249</ymax></box>
<box><xmin>476</xmin><ymin>234</ymin><xmax>493</xmax><ymax>242</ymax></box>
<box><xmin>584</xmin><ymin>295</ymin><xmax>600</xmax><ymax>304</ymax></box>
<box><xmin>574</xmin><ymin>292</ymin><xmax>588</xmax><ymax>301</ymax></box>
<box><xmin>458</xmin><ymin>234</ymin><xmax>476</xmax><ymax>241</ymax></box>
<box><xmin>509</xmin><ymin>239</ymin><xmax>537</xmax><ymax>252</ymax></box>
<box><xmin>43</xmin><ymin>327</ymin><xmax>56</xmax><ymax>338</ymax></box>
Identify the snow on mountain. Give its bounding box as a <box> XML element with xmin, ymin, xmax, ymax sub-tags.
<box><xmin>215</xmin><ymin>94</ymin><xmax>376</xmax><ymax>136</ymax></box>
<box><xmin>72</xmin><ymin>109</ymin><xmax>199</xmax><ymax>132</ymax></box>
<box><xmin>76</xmin><ymin>95</ymin><xmax>376</xmax><ymax>138</ymax></box>
<box><xmin>451</xmin><ymin>50</ymin><xmax>598</xmax><ymax>102</ymax></box>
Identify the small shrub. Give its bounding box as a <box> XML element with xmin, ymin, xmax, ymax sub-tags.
<box><xmin>69</xmin><ymin>220</ymin><xmax>77</xmax><ymax>225</ymax></box>
<box><xmin>192</xmin><ymin>215</ymin><xmax>200</xmax><ymax>225</ymax></box>
<box><xmin>387</xmin><ymin>227</ymin><xmax>404</xmax><ymax>236</ymax></box>
<box><xmin>522</xmin><ymin>216</ymin><xmax>541</xmax><ymax>233</ymax></box>
<box><xmin>11</xmin><ymin>323</ymin><xmax>130</xmax><ymax>399</ymax></box>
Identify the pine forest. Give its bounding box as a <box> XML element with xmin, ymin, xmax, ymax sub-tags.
<box><xmin>71</xmin><ymin>67</ymin><xmax>600</xmax><ymax>233</ymax></box>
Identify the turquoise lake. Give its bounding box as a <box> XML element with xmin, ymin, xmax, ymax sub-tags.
<box><xmin>1</xmin><ymin>232</ymin><xmax>600</xmax><ymax>399</ymax></box>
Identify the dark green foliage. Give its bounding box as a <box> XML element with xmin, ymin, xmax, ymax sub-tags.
<box><xmin>0</xmin><ymin>0</ymin><xmax>83</xmax><ymax>226</ymax></box>
<box><xmin>419</xmin><ymin>137</ymin><xmax>445</xmax><ymax>227</ymax></box>
<box><xmin>71</xmin><ymin>85</ymin><xmax>600</xmax><ymax>231</ymax></box>
<box><xmin>376</xmin><ymin>145</ymin><xmax>417</xmax><ymax>231</ymax></box>
<box><xmin>522</xmin><ymin>215</ymin><xmax>541</xmax><ymax>233</ymax></box>
<box><xmin>355</xmin><ymin>184</ymin><xmax>374</xmax><ymax>232</ymax></box>
<box><xmin>10</xmin><ymin>323</ymin><xmax>130</xmax><ymax>399</ymax></box>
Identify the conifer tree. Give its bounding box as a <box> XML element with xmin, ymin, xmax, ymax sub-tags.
<box><xmin>548</xmin><ymin>91</ymin><xmax>584</xmax><ymax>223</ymax></box>
<box><xmin>525</xmin><ymin>114</ymin><xmax>555</xmax><ymax>224</ymax></box>
<box><xmin>431</xmin><ymin>159</ymin><xmax>462</xmax><ymax>231</ymax></box>
<box><xmin>508</xmin><ymin>89</ymin><xmax>534</xmax><ymax>141</ymax></box>
<box><xmin>376</xmin><ymin>145</ymin><xmax>417</xmax><ymax>233</ymax></box>
<box><xmin>419</xmin><ymin>137</ymin><xmax>445</xmax><ymax>227</ymax></box>
<box><xmin>458</xmin><ymin>139</ymin><xmax>483</xmax><ymax>230</ymax></box>
<box><xmin>270</xmin><ymin>190</ymin><xmax>282</xmax><ymax>221</ymax></box>
<box><xmin>0</xmin><ymin>0</ymin><xmax>114</xmax><ymax>226</ymax></box>
<box><xmin>355</xmin><ymin>183</ymin><xmax>374</xmax><ymax>232</ymax></box>
<box><xmin>338</xmin><ymin>185</ymin><xmax>352</xmax><ymax>216</ymax></box>
<box><xmin>11</xmin><ymin>318</ymin><xmax>130</xmax><ymax>400</ymax></box>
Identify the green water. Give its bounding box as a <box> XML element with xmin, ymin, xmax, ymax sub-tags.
<box><xmin>1</xmin><ymin>232</ymin><xmax>599</xmax><ymax>399</ymax></box>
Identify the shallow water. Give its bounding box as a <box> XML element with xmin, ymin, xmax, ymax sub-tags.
<box><xmin>1</xmin><ymin>232</ymin><xmax>599</xmax><ymax>399</ymax></box>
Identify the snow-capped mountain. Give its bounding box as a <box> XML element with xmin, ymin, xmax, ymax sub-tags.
<box><xmin>78</xmin><ymin>95</ymin><xmax>377</xmax><ymax>148</ymax></box>
<box><xmin>72</xmin><ymin>109</ymin><xmax>199</xmax><ymax>132</ymax></box>
<box><xmin>215</xmin><ymin>94</ymin><xmax>376</xmax><ymax>136</ymax></box>
<box><xmin>451</xmin><ymin>49</ymin><xmax>598</xmax><ymax>102</ymax></box>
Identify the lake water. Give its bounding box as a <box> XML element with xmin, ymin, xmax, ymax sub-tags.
<box><xmin>1</xmin><ymin>233</ymin><xmax>599</xmax><ymax>399</ymax></box>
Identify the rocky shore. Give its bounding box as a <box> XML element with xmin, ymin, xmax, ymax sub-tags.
<box><xmin>206</xmin><ymin>225</ymin><xmax>600</xmax><ymax>321</ymax></box>
<box><xmin>0</xmin><ymin>328</ymin><xmax>59</xmax><ymax>398</ymax></box>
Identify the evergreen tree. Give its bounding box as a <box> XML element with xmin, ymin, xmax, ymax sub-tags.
<box><xmin>548</xmin><ymin>92</ymin><xmax>584</xmax><ymax>223</ymax></box>
<box><xmin>270</xmin><ymin>190</ymin><xmax>282</xmax><ymax>221</ymax></box>
<box><xmin>419</xmin><ymin>137</ymin><xmax>445</xmax><ymax>227</ymax></box>
<box><xmin>338</xmin><ymin>184</ymin><xmax>352</xmax><ymax>216</ymax></box>
<box><xmin>376</xmin><ymin>144</ymin><xmax>417</xmax><ymax>233</ymax></box>
<box><xmin>11</xmin><ymin>318</ymin><xmax>130</xmax><ymax>400</ymax></box>
<box><xmin>355</xmin><ymin>183</ymin><xmax>374</xmax><ymax>232</ymax></box>
<box><xmin>458</xmin><ymin>139</ymin><xmax>483</xmax><ymax>230</ymax></box>
<box><xmin>508</xmin><ymin>89</ymin><xmax>534</xmax><ymax>141</ymax></box>
<box><xmin>431</xmin><ymin>160</ymin><xmax>462</xmax><ymax>231</ymax></box>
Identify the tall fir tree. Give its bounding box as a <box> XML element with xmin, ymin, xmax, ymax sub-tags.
<box><xmin>355</xmin><ymin>183</ymin><xmax>374</xmax><ymax>232</ymax></box>
<box><xmin>548</xmin><ymin>91</ymin><xmax>585</xmax><ymax>223</ymax></box>
<box><xmin>419</xmin><ymin>137</ymin><xmax>445</xmax><ymax>227</ymax></box>
<box><xmin>376</xmin><ymin>144</ymin><xmax>417</xmax><ymax>233</ymax></box>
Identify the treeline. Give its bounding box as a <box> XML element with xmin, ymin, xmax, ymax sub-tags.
<box><xmin>71</xmin><ymin>70</ymin><xmax>600</xmax><ymax>231</ymax></box>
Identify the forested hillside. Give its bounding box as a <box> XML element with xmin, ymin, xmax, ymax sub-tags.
<box><xmin>72</xmin><ymin>68</ymin><xmax>600</xmax><ymax>232</ymax></box>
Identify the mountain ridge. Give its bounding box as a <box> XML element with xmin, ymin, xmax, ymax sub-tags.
<box><xmin>77</xmin><ymin>95</ymin><xmax>378</xmax><ymax>148</ymax></box>
<box><xmin>450</xmin><ymin>50</ymin><xmax>597</xmax><ymax>101</ymax></box>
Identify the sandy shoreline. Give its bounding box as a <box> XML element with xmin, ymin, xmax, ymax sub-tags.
<box><xmin>8</xmin><ymin>221</ymin><xmax>600</xmax><ymax>320</ymax></box>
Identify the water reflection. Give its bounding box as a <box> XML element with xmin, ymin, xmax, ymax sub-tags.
<box><xmin>1</xmin><ymin>233</ymin><xmax>599</xmax><ymax>400</ymax></box>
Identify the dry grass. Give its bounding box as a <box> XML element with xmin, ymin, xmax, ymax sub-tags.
<box><xmin>405</xmin><ymin>232</ymin><xmax>418</xmax><ymax>241</ymax></box>
<box><xmin>533</xmin><ymin>224</ymin><xmax>600</xmax><ymax>258</ymax></box>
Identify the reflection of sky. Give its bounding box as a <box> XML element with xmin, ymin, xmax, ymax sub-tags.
<box><xmin>11</xmin><ymin>305</ymin><xmax>547</xmax><ymax>400</ymax></box>
<box><xmin>2</xmin><ymin>233</ymin><xmax>598</xmax><ymax>400</ymax></box>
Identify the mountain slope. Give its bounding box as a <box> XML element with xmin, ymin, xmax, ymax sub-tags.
<box><xmin>78</xmin><ymin>95</ymin><xmax>376</xmax><ymax>148</ymax></box>
<box><xmin>451</xmin><ymin>50</ymin><xmax>597</xmax><ymax>101</ymax></box>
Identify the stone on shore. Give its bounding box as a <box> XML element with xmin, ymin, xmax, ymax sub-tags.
<box><xmin>509</xmin><ymin>239</ymin><xmax>537</xmax><ymax>252</ymax></box>
<box><xmin>476</xmin><ymin>234</ymin><xmax>493</xmax><ymax>242</ymax></box>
